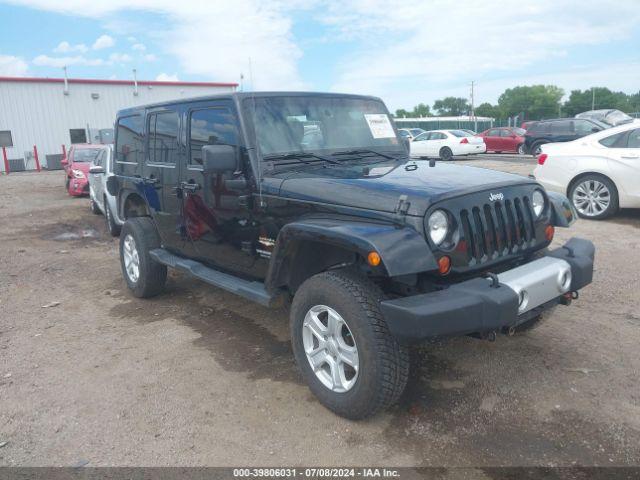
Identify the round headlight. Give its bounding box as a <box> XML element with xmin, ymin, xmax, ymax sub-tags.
<box><xmin>428</xmin><ymin>210</ymin><xmax>449</xmax><ymax>245</ymax></box>
<box><xmin>532</xmin><ymin>190</ymin><xmax>545</xmax><ymax>217</ymax></box>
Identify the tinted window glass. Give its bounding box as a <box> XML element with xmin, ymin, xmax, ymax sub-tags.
<box><xmin>189</xmin><ymin>108</ymin><xmax>238</xmax><ymax>166</ymax></box>
<box><xmin>449</xmin><ymin>130</ymin><xmax>472</xmax><ymax>137</ymax></box>
<box><xmin>414</xmin><ymin>132</ymin><xmax>430</xmax><ymax>141</ymax></box>
<box><xmin>434</xmin><ymin>132</ymin><xmax>447</xmax><ymax>140</ymax></box>
<box><xmin>148</xmin><ymin>111</ymin><xmax>179</xmax><ymax>164</ymax></box>
<box><xmin>513</xmin><ymin>127</ymin><xmax>526</xmax><ymax>136</ymax></box>
<box><xmin>550</xmin><ymin>120</ymin><xmax>572</xmax><ymax>132</ymax></box>
<box><xmin>73</xmin><ymin>148</ymin><xmax>101</xmax><ymax>162</ymax></box>
<box><xmin>627</xmin><ymin>129</ymin><xmax>640</xmax><ymax>148</ymax></box>
<box><xmin>499</xmin><ymin>129</ymin><xmax>513</xmax><ymax>137</ymax></box>
<box><xmin>487</xmin><ymin>129</ymin><xmax>500</xmax><ymax>136</ymax></box>
<box><xmin>599</xmin><ymin>132</ymin><xmax>625</xmax><ymax>147</ymax></box>
<box><xmin>574</xmin><ymin>120</ymin><xmax>597</xmax><ymax>135</ymax></box>
<box><xmin>116</xmin><ymin>115</ymin><xmax>143</xmax><ymax>163</ymax></box>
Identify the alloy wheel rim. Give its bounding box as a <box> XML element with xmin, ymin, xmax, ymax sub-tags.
<box><xmin>302</xmin><ymin>305</ymin><xmax>359</xmax><ymax>393</ymax></box>
<box><xmin>122</xmin><ymin>234</ymin><xmax>140</xmax><ymax>283</ymax></box>
<box><xmin>573</xmin><ymin>180</ymin><xmax>610</xmax><ymax>217</ymax></box>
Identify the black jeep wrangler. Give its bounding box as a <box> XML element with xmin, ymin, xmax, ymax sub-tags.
<box><xmin>109</xmin><ymin>92</ymin><xmax>594</xmax><ymax>419</ymax></box>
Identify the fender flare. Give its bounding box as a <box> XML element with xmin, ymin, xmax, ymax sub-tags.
<box><xmin>547</xmin><ymin>191</ymin><xmax>577</xmax><ymax>227</ymax></box>
<box><xmin>265</xmin><ymin>218</ymin><xmax>437</xmax><ymax>290</ymax></box>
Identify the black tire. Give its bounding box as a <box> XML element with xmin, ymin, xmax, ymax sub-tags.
<box><xmin>568</xmin><ymin>174</ymin><xmax>619</xmax><ymax>220</ymax></box>
<box><xmin>517</xmin><ymin>143</ymin><xmax>526</xmax><ymax>155</ymax></box>
<box><xmin>90</xmin><ymin>197</ymin><xmax>101</xmax><ymax>215</ymax></box>
<box><xmin>104</xmin><ymin>198</ymin><xmax>121</xmax><ymax>237</ymax></box>
<box><xmin>439</xmin><ymin>147</ymin><xmax>453</xmax><ymax>161</ymax></box>
<box><xmin>531</xmin><ymin>141</ymin><xmax>547</xmax><ymax>156</ymax></box>
<box><xmin>119</xmin><ymin>217</ymin><xmax>167</xmax><ymax>298</ymax></box>
<box><xmin>290</xmin><ymin>270</ymin><xmax>409</xmax><ymax>420</ymax></box>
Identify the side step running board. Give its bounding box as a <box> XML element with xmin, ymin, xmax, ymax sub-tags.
<box><xmin>149</xmin><ymin>248</ymin><xmax>274</xmax><ymax>307</ymax></box>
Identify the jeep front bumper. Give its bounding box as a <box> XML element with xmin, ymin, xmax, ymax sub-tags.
<box><xmin>380</xmin><ymin>237</ymin><xmax>594</xmax><ymax>342</ymax></box>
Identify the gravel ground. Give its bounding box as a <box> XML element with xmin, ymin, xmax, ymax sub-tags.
<box><xmin>0</xmin><ymin>156</ymin><xmax>639</xmax><ymax>467</ymax></box>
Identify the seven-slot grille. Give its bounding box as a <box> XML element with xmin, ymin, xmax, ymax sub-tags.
<box><xmin>458</xmin><ymin>195</ymin><xmax>537</xmax><ymax>265</ymax></box>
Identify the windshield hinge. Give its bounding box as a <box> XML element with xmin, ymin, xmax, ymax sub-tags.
<box><xmin>394</xmin><ymin>195</ymin><xmax>410</xmax><ymax>216</ymax></box>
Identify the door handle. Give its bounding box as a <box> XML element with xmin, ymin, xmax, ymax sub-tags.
<box><xmin>180</xmin><ymin>181</ymin><xmax>201</xmax><ymax>192</ymax></box>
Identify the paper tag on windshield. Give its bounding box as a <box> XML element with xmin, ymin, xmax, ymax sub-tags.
<box><xmin>364</xmin><ymin>114</ymin><xmax>395</xmax><ymax>139</ymax></box>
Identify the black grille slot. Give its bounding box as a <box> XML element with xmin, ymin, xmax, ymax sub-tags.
<box><xmin>457</xmin><ymin>194</ymin><xmax>537</xmax><ymax>264</ymax></box>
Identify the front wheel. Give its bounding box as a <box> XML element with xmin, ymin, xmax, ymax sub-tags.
<box><xmin>531</xmin><ymin>141</ymin><xmax>546</xmax><ymax>156</ymax></box>
<box><xmin>290</xmin><ymin>270</ymin><xmax>409</xmax><ymax>420</ymax></box>
<box><xmin>119</xmin><ymin>217</ymin><xmax>167</xmax><ymax>298</ymax></box>
<box><xmin>517</xmin><ymin>143</ymin><xmax>526</xmax><ymax>155</ymax></box>
<box><xmin>439</xmin><ymin>147</ymin><xmax>453</xmax><ymax>161</ymax></box>
<box><xmin>104</xmin><ymin>199</ymin><xmax>121</xmax><ymax>237</ymax></box>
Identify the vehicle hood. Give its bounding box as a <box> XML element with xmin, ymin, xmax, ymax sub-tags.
<box><xmin>269</xmin><ymin>160</ymin><xmax>536</xmax><ymax>216</ymax></box>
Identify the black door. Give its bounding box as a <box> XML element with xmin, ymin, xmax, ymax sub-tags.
<box><xmin>142</xmin><ymin>108</ymin><xmax>186</xmax><ymax>253</ymax></box>
<box><xmin>181</xmin><ymin>100</ymin><xmax>265</xmax><ymax>278</ymax></box>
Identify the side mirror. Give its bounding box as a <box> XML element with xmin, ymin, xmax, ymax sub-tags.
<box><xmin>202</xmin><ymin>144</ymin><xmax>237</xmax><ymax>173</ymax></box>
<box><xmin>89</xmin><ymin>165</ymin><xmax>105</xmax><ymax>174</ymax></box>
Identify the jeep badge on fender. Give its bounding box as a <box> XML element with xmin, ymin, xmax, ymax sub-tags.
<box><xmin>111</xmin><ymin>91</ymin><xmax>595</xmax><ymax>420</ymax></box>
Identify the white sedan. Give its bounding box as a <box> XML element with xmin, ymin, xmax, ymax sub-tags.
<box><xmin>534</xmin><ymin>121</ymin><xmax>640</xmax><ymax>219</ymax></box>
<box><xmin>410</xmin><ymin>129</ymin><xmax>486</xmax><ymax>160</ymax></box>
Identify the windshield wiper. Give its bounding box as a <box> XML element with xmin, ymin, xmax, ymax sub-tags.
<box><xmin>263</xmin><ymin>152</ymin><xmax>340</xmax><ymax>165</ymax></box>
<box><xmin>331</xmin><ymin>149</ymin><xmax>398</xmax><ymax>160</ymax></box>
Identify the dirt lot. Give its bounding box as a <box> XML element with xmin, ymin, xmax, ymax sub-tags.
<box><xmin>1</xmin><ymin>156</ymin><xmax>639</xmax><ymax>467</ymax></box>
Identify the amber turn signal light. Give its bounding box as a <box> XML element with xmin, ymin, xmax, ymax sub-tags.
<box><xmin>367</xmin><ymin>251</ymin><xmax>381</xmax><ymax>267</ymax></box>
<box><xmin>438</xmin><ymin>256</ymin><xmax>451</xmax><ymax>275</ymax></box>
<box><xmin>545</xmin><ymin>225</ymin><xmax>555</xmax><ymax>242</ymax></box>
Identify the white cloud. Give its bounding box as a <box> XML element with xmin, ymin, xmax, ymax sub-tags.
<box><xmin>32</xmin><ymin>54</ymin><xmax>105</xmax><ymax>68</ymax></box>
<box><xmin>322</xmin><ymin>0</ymin><xmax>640</xmax><ymax>109</ymax></box>
<box><xmin>6</xmin><ymin>0</ymin><xmax>305</xmax><ymax>89</ymax></box>
<box><xmin>143</xmin><ymin>53</ymin><xmax>157</xmax><ymax>62</ymax></box>
<box><xmin>156</xmin><ymin>72</ymin><xmax>179</xmax><ymax>81</ymax></box>
<box><xmin>0</xmin><ymin>54</ymin><xmax>28</xmax><ymax>76</ymax></box>
<box><xmin>92</xmin><ymin>34</ymin><xmax>115</xmax><ymax>50</ymax></box>
<box><xmin>53</xmin><ymin>41</ymin><xmax>88</xmax><ymax>53</ymax></box>
<box><xmin>131</xmin><ymin>43</ymin><xmax>146</xmax><ymax>51</ymax></box>
<box><xmin>127</xmin><ymin>36</ymin><xmax>137</xmax><ymax>42</ymax></box>
<box><xmin>108</xmin><ymin>52</ymin><xmax>132</xmax><ymax>63</ymax></box>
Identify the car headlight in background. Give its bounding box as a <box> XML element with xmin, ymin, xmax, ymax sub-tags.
<box><xmin>428</xmin><ymin>209</ymin><xmax>449</xmax><ymax>245</ymax></box>
<box><xmin>532</xmin><ymin>190</ymin><xmax>545</xmax><ymax>217</ymax></box>
<box><xmin>72</xmin><ymin>169</ymin><xmax>85</xmax><ymax>179</ymax></box>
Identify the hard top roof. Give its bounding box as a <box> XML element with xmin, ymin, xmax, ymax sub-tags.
<box><xmin>117</xmin><ymin>91</ymin><xmax>384</xmax><ymax>117</ymax></box>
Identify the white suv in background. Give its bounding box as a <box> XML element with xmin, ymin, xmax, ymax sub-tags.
<box><xmin>89</xmin><ymin>145</ymin><xmax>123</xmax><ymax>236</ymax></box>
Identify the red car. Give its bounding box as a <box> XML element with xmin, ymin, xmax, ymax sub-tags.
<box><xmin>476</xmin><ymin>127</ymin><xmax>527</xmax><ymax>154</ymax></box>
<box><xmin>62</xmin><ymin>144</ymin><xmax>104</xmax><ymax>196</ymax></box>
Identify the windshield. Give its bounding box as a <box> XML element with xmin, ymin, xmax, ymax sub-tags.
<box><xmin>245</xmin><ymin>96</ymin><xmax>402</xmax><ymax>158</ymax></box>
<box><xmin>72</xmin><ymin>148</ymin><xmax>102</xmax><ymax>162</ymax></box>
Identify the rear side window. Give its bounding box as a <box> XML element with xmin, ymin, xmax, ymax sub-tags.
<box><xmin>550</xmin><ymin>120</ymin><xmax>572</xmax><ymax>132</ymax></box>
<box><xmin>148</xmin><ymin>111</ymin><xmax>180</xmax><ymax>165</ymax></box>
<box><xmin>189</xmin><ymin>108</ymin><xmax>238</xmax><ymax>166</ymax></box>
<box><xmin>414</xmin><ymin>132</ymin><xmax>430</xmax><ymax>141</ymax></box>
<box><xmin>116</xmin><ymin>115</ymin><xmax>143</xmax><ymax>164</ymax></box>
<box><xmin>599</xmin><ymin>132</ymin><xmax>626</xmax><ymax>147</ymax></box>
<box><xmin>574</xmin><ymin>120</ymin><xmax>598</xmax><ymax>135</ymax></box>
<box><xmin>449</xmin><ymin>130</ymin><xmax>471</xmax><ymax>137</ymax></box>
<box><xmin>626</xmin><ymin>129</ymin><xmax>640</xmax><ymax>148</ymax></box>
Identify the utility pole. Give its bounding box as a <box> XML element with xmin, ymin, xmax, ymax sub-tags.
<box><xmin>470</xmin><ymin>81</ymin><xmax>477</xmax><ymax>132</ymax></box>
<box><xmin>591</xmin><ymin>87</ymin><xmax>596</xmax><ymax>110</ymax></box>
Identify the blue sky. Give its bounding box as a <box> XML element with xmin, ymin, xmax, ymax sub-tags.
<box><xmin>1</xmin><ymin>0</ymin><xmax>639</xmax><ymax>111</ymax></box>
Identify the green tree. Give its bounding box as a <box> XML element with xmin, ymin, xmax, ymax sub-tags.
<box><xmin>497</xmin><ymin>85</ymin><xmax>564</xmax><ymax>120</ymax></box>
<box><xmin>395</xmin><ymin>108</ymin><xmax>410</xmax><ymax>117</ymax></box>
<box><xmin>563</xmin><ymin>87</ymin><xmax>632</xmax><ymax>116</ymax></box>
<box><xmin>474</xmin><ymin>102</ymin><xmax>501</xmax><ymax>118</ymax></box>
<box><xmin>433</xmin><ymin>97</ymin><xmax>469</xmax><ymax>116</ymax></box>
<box><xmin>411</xmin><ymin>103</ymin><xmax>432</xmax><ymax>117</ymax></box>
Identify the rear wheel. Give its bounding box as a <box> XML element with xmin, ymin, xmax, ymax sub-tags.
<box><xmin>290</xmin><ymin>270</ymin><xmax>409</xmax><ymax>419</ymax></box>
<box><xmin>439</xmin><ymin>147</ymin><xmax>453</xmax><ymax>161</ymax></box>
<box><xmin>569</xmin><ymin>174</ymin><xmax>618</xmax><ymax>220</ymax></box>
<box><xmin>119</xmin><ymin>217</ymin><xmax>167</xmax><ymax>298</ymax></box>
<box><xmin>531</xmin><ymin>141</ymin><xmax>547</xmax><ymax>156</ymax></box>
<box><xmin>517</xmin><ymin>143</ymin><xmax>526</xmax><ymax>155</ymax></box>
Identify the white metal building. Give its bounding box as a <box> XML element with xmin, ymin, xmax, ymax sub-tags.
<box><xmin>0</xmin><ymin>76</ymin><xmax>237</xmax><ymax>172</ymax></box>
